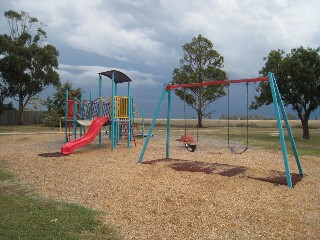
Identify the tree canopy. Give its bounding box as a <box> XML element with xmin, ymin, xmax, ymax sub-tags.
<box><xmin>0</xmin><ymin>10</ymin><xmax>60</xmax><ymax>124</ymax></box>
<box><xmin>251</xmin><ymin>46</ymin><xmax>320</xmax><ymax>139</ymax></box>
<box><xmin>43</xmin><ymin>82</ymin><xmax>81</xmax><ymax>127</ymax></box>
<box><xmin>172</xmin><ymin>35</ymin><xmax>227</xmax><ymax>127</ymax></box>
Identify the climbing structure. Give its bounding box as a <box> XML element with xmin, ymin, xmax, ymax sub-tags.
<box><xmin>62</xmin><ymin>70</ymin><xmax>139</xmax><ymax>154</ymax></box>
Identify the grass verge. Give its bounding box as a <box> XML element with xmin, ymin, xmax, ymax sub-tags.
<box><xmin>165</xmin><ymin>125</ymin><xmax>320</xmax><ymax>157</ymax></box>
<box><xmin>0</xmin><ymin>124</ymin><xmax>60</xmax><ymax>133</ymax></box>
<box><xmin>0</xmin><ymin>163</ymin><xmax>120</xmax><ymax>240</ymax></box>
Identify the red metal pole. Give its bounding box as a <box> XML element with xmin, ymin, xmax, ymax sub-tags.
<box><xmin>166</xmin><ymin>77</ymin><xmax>268</xmax><ymax>91</ymax></box>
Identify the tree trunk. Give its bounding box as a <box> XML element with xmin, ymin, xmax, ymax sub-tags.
<box><xmin>197</xmin><ymin>110</ymin><xmax>203</xmax><ymax>128</ymax></box>
<box><xmin>301</xmin><ymin>118</ymin><xmax>310</xmax><ymax>139</ymax></box>
<box><xmin>18</xmin><ymin>97</ymin><xmax>24</xmax><ymax>125</ymax></box>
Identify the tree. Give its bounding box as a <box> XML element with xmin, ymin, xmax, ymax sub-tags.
<box><xmin>0</xmin><ymin>75</ymin><xmax>9</xmax><ymax>114</ymax></box>
<box><xmin>27</xmin><ymin>94</ymin><xmax>45</xmax><ymax>111</ymax></box>
<box><xmin>43</xmin><ymin>81</ymin><xmax>81</xmax><ymax>127</ymax></box>
<box><xmin>0</xmin><ymin>10</ymin><xmax>60</xmax><ymax>124</ymax></box>
<box><xmin>251</xmin><ymin>47</ymin><xmax>320</xmax><ymax>139</ymax></box>
<box><xmin>172</xmin><ymin>35</ymin><xmax>227</xmax><ymax>127</ymax></box>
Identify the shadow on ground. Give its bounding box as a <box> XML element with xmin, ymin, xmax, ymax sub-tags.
<box><xmin>143</xmin><ymin>158</ymin><xmax>303</xmax><ymax>187</ymax></box>
<box><xmin>38</xmin><ymin>152</ymin><xmax>66</xmax><ymax>157</ymax></box>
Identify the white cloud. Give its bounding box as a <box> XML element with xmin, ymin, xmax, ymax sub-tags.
<box><xmin>2</xmin><ymin>0</ymin><xmax>319</xmax><ymax>71</ymax></box>
<box><xmin>58</xmin><ymin>64</ymin><xmax>160</xmax><ymax>89</ymax></box>
<box><xmin>1</xmin><ymin>0</ymin><xmax>319</xmax><ymax>117</ymax></box>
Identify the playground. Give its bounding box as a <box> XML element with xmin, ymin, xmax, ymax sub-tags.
<box><xmin>0</xmin><ymin>128</ymin><xmax>319</xmax><ymax>239</ymax></box>
<box><xmin>0</xmin><ymin>71</ymin><xmax>319</xmax><ymax>239</ymax></box>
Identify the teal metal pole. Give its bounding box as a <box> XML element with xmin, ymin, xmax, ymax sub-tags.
<box><xmin>89</xmin><ymin>89</ymin><xmax>92</xmax><ymax>119</ymax></box>
<box><xmin>127</xmin><ymin>82</ymin><xmax>131</xmax><ymax>148</ymax></box>
<box><xmin>115</xmin><ymin>121</ymin><xmax>119</xmax><ymax>144</ymax></box>
<box><xmin>111</xmin><ymin>72</ymin><xmax>116</xmax><ymax>150</ymax></box>
<box><xmin>271</xmin><ymin>73</ymin><xmax>304</xmax><ymax>176</ymax></box>
<box><xmin>166</xmin><ymin>89</ymin><xmax>172</xmax><ymax>158</ymax></box>
<box><xmin>98</xmin><ymin>74</ymin><xmax>102</xmax><ymax>148</ymax></box>
<box><xmin>138</xmin><ymin>86</ymin><xmax>167</xmax><ymax>163</ymax></box>
<box><xmin>80</xmin><ymin>90</ymin><xmax>84</xmax><ymax>136</ymax></box>
<box><xmin>73</xmin><ymin>97</ymin><xmax>77</xmax><ymax>140</ymax></box>
<box><xmin>268</xmin><ymin>72</ymin><xmax>292</xmax><ymax>188</ymax></box>
<box><xmin>142</xmin><ymin>108</ymin><xmax>145</xmax><ymax>139</ymax></box>
<box><xmin>65</xmin><ymin>89</ymin><xmax>69</xmax><ymax>143</ymax></box>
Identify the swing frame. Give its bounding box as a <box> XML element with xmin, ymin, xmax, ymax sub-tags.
<box><xmin>137</xmin><ymin>73</ymin><xmax>304</xmax><ymax>188</ymax></box>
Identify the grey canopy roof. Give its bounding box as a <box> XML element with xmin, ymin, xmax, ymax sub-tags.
<box><xmin>99</xmin><ymin>70</ymin><xmax>132</xmax><ymax>84</ymax></box>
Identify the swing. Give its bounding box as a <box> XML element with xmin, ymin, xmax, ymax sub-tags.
<box><xmin>181</xmin><ymin>134</ymin><xmax>197</xmax><ymax>152</ymax></box>
<box><xmin>180</xmin><ymin>89</ymin><xmax>198</xmax><ymax>152</ymax></box>
<box><xmin>227</xmin><ymin>83</ymin><xmax>249</xmax><ymax>154</ymax></box>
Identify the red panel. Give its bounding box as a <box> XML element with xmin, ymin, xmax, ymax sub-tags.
<box><xmin>166</xmin><ymin>77</ymin><xmax>269</xmax><ymax>90</ymax></box>
<box><xmin>67</xmin><ymin>100</ymin><xmax>74</xmax><ymax>119</ymax></box>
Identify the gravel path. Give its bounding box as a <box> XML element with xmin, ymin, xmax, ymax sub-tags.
<box><xmin>0</xmin><ymin>133</ymin><xmax>319</xmax><ymax>239</ymax></box>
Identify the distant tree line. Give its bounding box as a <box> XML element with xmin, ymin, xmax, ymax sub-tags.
<box><xmin>1</xmin><ymin>10</ymin><xmax>319</xmax><ymax>139</ymax></box>
<box><xmin>219</xmin><ymin>113</ymin><xmax>297</xmax><ymax>120</ymax></box>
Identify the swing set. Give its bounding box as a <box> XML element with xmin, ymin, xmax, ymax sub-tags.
<box><xmin>137</xmin><ymin>72</ymin><xmax>304</xmax><ymax>188</ymax></box>
<box><xmin>181</xmin><ymin>82</ymin><xmax>250</xmax><ymax>154</ymax></box>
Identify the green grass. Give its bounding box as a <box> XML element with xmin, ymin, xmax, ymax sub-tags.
<box><xmin>0</xmin><ymin>163</ymin><xmax>13</xmax><ymax>180</ymax></box>
<box><xmin>0</xmin><ymin>124</ymin><xmax>60</xmax><ymax>133</ymax></box>
<box><xmin>157</xmin><ymin>123</ymin><xmax>320</xmax><ymax>157</ymax></box>
<box><xmin>0</xmin><ymin>163</ymin><xmax>121</xmax><ymax>240</ymax></box>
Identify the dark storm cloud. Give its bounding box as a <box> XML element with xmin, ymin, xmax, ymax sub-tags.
<box><xmin>0</xmin><ymin>0</ymin><xmax>319</xmax><ymax>117</ymax></box>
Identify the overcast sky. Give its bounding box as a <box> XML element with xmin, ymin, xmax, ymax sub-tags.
<box><xmin>1</xmin><ymin>0</ymin><xmax>319</xmax><ymax>118</ymax></box>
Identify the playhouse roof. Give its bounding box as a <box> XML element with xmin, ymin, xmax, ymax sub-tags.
<box><xmin>99</xmin><ymin>70</ymin><xmax>132</xmax><ymax>83</ymax></box>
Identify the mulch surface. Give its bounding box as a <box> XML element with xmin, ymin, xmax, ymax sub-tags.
<box><xmin>0</xmin><ymin>133</ymin><xmax>319</xmax><ymax>239</ymax></box>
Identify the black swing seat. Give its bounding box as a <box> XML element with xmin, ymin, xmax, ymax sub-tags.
<box><xmin>228</xmin><ymin>146</ymin><xmax>248</xmax><ymax>154</ymax></box>
<box><xmin>185</xmin><ymin>143</ymin><xmax>197</xmax><ymax>152</ymax></box>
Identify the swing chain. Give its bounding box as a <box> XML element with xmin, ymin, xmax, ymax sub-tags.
<box><xmin>227</xmin><ymin>82</ymin><xmax>249</xmax><ymax>154</ymax></box>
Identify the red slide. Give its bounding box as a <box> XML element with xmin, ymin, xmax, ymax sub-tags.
<box><xmin>61</xmin><ymin>116</ymin><xmax>109</xmax><ymax>155</ymax></box>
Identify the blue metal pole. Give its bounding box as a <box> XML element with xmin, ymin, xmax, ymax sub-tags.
<box><xmin>127</xmin><ymin>82</ymin><xmax>131</xmax><ymax>148</ymax></box>
<box><xmin>268</xmin><ymin>72</ymin><xmax>292</xmax><ymax>188</ymax></box>
<box><xmin>115</xmin><ymin>121</ymin><xmax>119</xmax><ymax>144</ymax></box>
<box><xmin>65</xmin><ymin>89</ymin><xmax>69</xmax><ymax>143</ymax></box>
<box><xmin>142</xmin><ymin>108</ymin><xmax>145</xmax><ymax>139</ymax></box>
<box><xmin>138</xmin><ymin>86</ymin><xmax>167</xmax><ymax>163</ymax></box>
<box><xmin>73</xmin><ymin>97</ymin><xmax>77</xmax><ymax>140</ymax></box>
<box><xmin>89</xmin><ymin>89</ymin><xmax>92</xmax><ymax>119</ymax></box>
<box><xmin>80</xmin><ymin>90</ymin><xmax>84</xmax><ymax>136</ymax></box>
<box><xmin>271</xmin><ymin>73</ymin><xmax>304</xmax><ymax>176</ymax></box>
<box><xmin>111</xmin><ymin>72</ymin><xmax>116</xmax><ymax>150</ymax></box>
<box><xmin>98</xmin><ymin>74</ymin><xmax>102</xmax><ymax>148</ymax></box>
<box><xmin>166</xmin><ymin>89</ymin><xmax>172</xmax><ymax>158</ymax></box>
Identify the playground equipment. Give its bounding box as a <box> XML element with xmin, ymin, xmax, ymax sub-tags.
<box><xmin>61</xmin><ymin>70</ymin><xmax>142</xmax><ymax>154</ymax></box>
<box><xmin>227</xmin><ymin>82</ymin><xmax>249</xmax><ymax>154</ymax></box>
<box><xmin>137</xmin><ymin>72</ymin><xmax>304</xmax><ymax>188</ymax></box>
<box><xmin>61</xmin><ymin>116</ymin><xmax>109</xmax><ymax>154</ymax></box>
<box><xmin>180</xmin><ymin>89</ymin><xmax>198</xmax><ymax>152</ymax></box>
